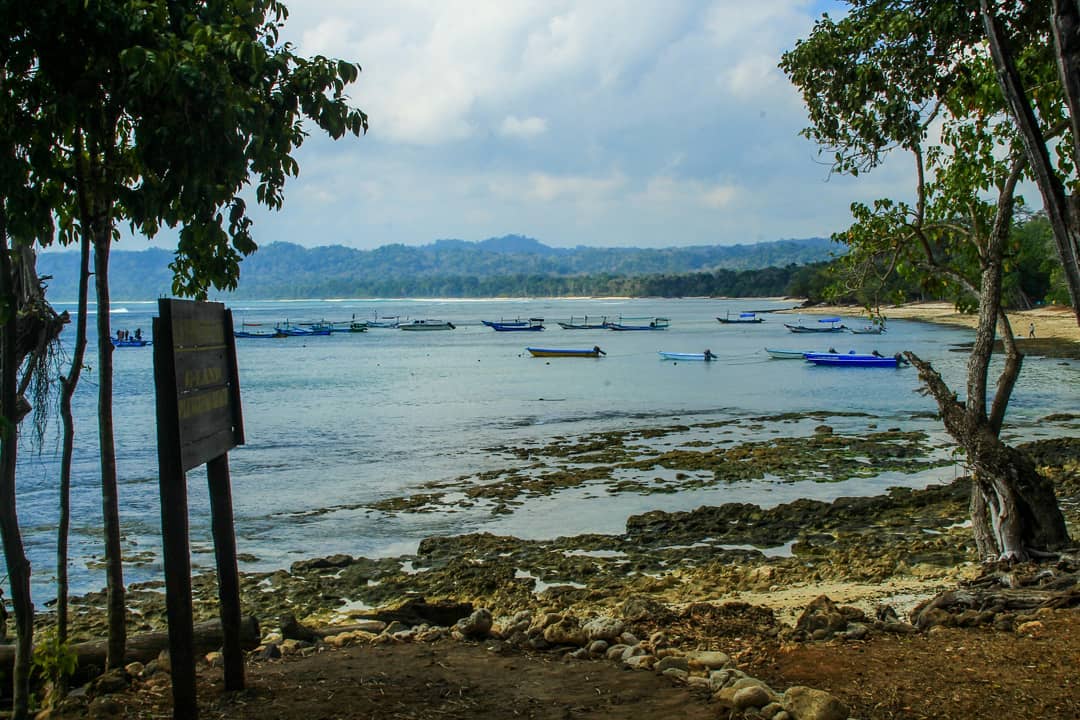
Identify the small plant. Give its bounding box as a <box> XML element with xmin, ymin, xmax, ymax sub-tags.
<box><xmin>31</xmin><ymin>627</ymin><xmax>78</xmax><ymax>709</ymax></box>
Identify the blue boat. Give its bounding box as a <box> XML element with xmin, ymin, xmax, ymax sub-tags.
<box><xmin>488</xmin><ymin>318</ymin><xmax>544</xmax><ymax>331</ymax></box>
<box><xmin>804</xmin><ymin>352</ymin><xmax>905</xmax><ymax>368</ymax></box>
<box><xmin>111</xmin><ymin>336</ymin><xmax>150</xmax><ymax>347</ymax></box>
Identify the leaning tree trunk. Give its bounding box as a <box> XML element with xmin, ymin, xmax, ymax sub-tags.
<box><xmin>907</xmin><ymin>354</ymin><xmax>1071</xmax><ymax>560</ymax></box>
<box><xmin>0</xmin><ymin>227</ymin><xmax>33</xmax><ymax>720</ymax></box>
<box><xmin>93</xmin><ymin>221</ymin><xmax>126</xmax><ymax>668</ymax></box>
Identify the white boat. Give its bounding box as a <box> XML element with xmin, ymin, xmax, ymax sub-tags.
<box><xmin>399</xmin><ymin>319</ymin><xmax>456</xmax><ymax>331</ymax></box>
<box><xmin>765</xmin><ymin>348</ymin><xmax>811</xmax><ymax>359</ymax></box>
<box><xmin>658</xmin><ymin>351</ymin><xmax>717</xmax><ymax>361</ymax></box>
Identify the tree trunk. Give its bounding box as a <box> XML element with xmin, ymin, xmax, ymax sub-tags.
<box><xmin>57</xmin><ymin>233</ymin><xmax>90</xmax><ymax>648</ymax></box>
<box><xmin>0</xmin><ymin>227</ymin><xmax>33</xmax><ymax>720</ymax></box>
<box><xmin>92</xmin><ymin>221</ymin><xmax>126</xmax><ymax>669</ymax></box>
<box><xmin>981</xmin><ymin>0</ymin><xmax>1080</xmax><ymax>322</ymax></box>
<box><xmin>907</xmin><ymin>353</ymin><xmax>1072</xmax><ymax>560</ymax></box>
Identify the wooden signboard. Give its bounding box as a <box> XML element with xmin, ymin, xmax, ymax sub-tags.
<box><xmin>153</xmin><ymin>299</ymin><xmax>245</xmax><ymax>720</ymax></box>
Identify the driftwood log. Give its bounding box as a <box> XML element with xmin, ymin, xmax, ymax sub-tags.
<box><xmin>0</xmin><ymin>616</ymin><xmax>260</xmax><ymax>685</ymax></box>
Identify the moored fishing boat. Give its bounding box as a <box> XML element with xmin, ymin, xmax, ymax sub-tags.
<box><xmin>526</xmin><ymin>346</ymin><xmax>605</xmax><ymax>358</ymax></box>
<box><xmin>717</xmin><ymin>312</ymin><xmax>763</xmax><ymax>324</ymax></box>
<box><xmin>557</xmin><ymin>315</ymin><xmax>609</xmax><ymax>329</ymax></box>
<box><xmin>849</xmin><ymin>320</ymin><xmax>886</xmax><ymax>334</ymax></box>
<box><xmin>658</xmin><ymin>350</ymin><xmax>717</xmax><ymax>361</ymax></box>
<box><xmin>804</xmin><ymin>352</ymin><xmax>905</xmax><ymax>368</ymax></box>
<box><xmin>234</xmin><ymin>322</ymin><xmax>283</xmax><ymax>339</ymax></box>
<box><xmin>110</xmin><ymin>336</ymin><xmax>150</xmax><ymax>347</ymax></box>
<box><xmin>399</xmin><ymin>319</ymin><xmax>456</xmax><ymax>331</ymax></box>
<box><xmin>482</xmin><ymin>318</ymin><xmax>528</xmax><ymax>328</ymax></box>
<box><xmin>784</xmin><ymin>317</ymin><xmax>846</xmax><ymax>333</ymax></box>
<box><xmin>489</xmin><ymin>318</ymin><xmax>544</xmax><ymax>331</ymax></box>
<box><xmin>276</xmin><ymin>322</ymin><xmax>330</xmax><ymax>336</ymax></box>
<box><xmin>764</xmin><ymin>348</ymin><xmax>812</xmax><ymax>359</ymax></box>
<box><xmin>608</xmin><ymin>316</ymin><xmax>670</xmax><ymax>331</ymax></box>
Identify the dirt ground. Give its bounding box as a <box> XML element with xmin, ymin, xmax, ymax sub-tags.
<box><xmin>95</xmin><ymin>606</ymin><xmax>1080</xmax><ymax>720</ymax></box>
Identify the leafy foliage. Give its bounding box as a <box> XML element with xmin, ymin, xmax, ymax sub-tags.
<box><xmin>29</xmin><ymin>628</ymin><xmax>77</xmax><ymax>710</ymax></box>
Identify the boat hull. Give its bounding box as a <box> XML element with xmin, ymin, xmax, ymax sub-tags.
<box><xmin>804</xmin><ymin>353</ymin><xmax>901</xmax><ymax>368</ymax></box>
<box><xmin>400</xmin><ymin>320</ymin><xmax>455</xmax><ymax>331</ymax></box>
<box><xmin>527</xmin><ymin>347</ymin><xmax>603</xmax><ymax>358</ymax></box>
<box><xmin>234</xmin><ymin>331</ymin><xmax>283</xmax><ymax>339</ymax></box>
<box><xmin>784</xmin><ymin>323</ymin><xmax>846</xmax><ymax>333</ymax></box>
<box><xmin>111</xmin><ymin>338</ymin><xmax>150</xmax><ymax>347</ymax></box>
<box><xmin>765</xmin><ymin>348</ymin><xmax>810</xmax><ymax>359</ymax></box>
<box><xmin>658</xmin><ymin>351</ymin><xmax>715</xmax><ymax>361</ymax></box>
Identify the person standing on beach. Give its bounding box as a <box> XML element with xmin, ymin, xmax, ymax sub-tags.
<box><xmin>1029</xmin><ymin>322</ymin><xmax>1035</xmax><ymax>338</ymax></box>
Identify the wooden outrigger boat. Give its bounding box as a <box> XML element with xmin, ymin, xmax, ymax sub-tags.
<box><xmin>234</xmin><ymin>322</ymin><xmax>282</xmax><ymax>339</ymax></box>
<box><xmin>557</xmin><ymin>316</ymin><xmax>609</xmax><ymax>329</ymax></box>
<box><xmin>608</xmin><ymin>316</ymin><xmax>670</xmax><ymax>331</ymax></box>
<box><xmin>717</xmin><ymin>312</ymin><xmax>763</xmax><ymax>324</ymax></box>
<box><xmin>276</xmin><ymin>322</ymin><xmax>330</xmax><ymax>336</ymax></box>
<box><xmin>399</xmin><ymin>319</ymin><xmax>456</xmax><ymax>331</ymax></box>
<box><xmin>526</xmin><ymin>346</ymin><xmax>605</xmax><ymax>358</ymax></box>
<box><xmin>658</xmin><ymin>350</ymin><xmax>717</xmax><ymax>361</ymax></box>
<box><xmin>488</xmin><ymin>318</ymin><xmax>544</xmax><ymax>331</ymax></box>
<box><xmin>482</xmin><ymin>318</ymin><xmax>528</xmax><ymax>328</ymax></box>
<box><xmin>784</xmin><ymin>317</ymin><xmax>846</xmax><ymax>333</ymax></box>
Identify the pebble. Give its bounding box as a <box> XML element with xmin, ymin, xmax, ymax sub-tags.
<box><xmin>687</xmin><ymin>650</ymin><xmax>731</xmax><ymax>670</ymax></box>
<box><xmin>733</xmin><ymin>684</ymin><xmax>773</xmax><ymax>710</ymax></box>
<box><xmin>654</xmin><ymin>655</ymin><xmax>689</xmax><ymax>673</ymax></box>
<box><xmin>783</xmin><ymin>685</ymin><xmax>850</xmax><ymax>720</ymax></box>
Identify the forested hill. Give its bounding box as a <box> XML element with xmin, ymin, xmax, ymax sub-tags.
<box><xmin>37</xmin><ymin>235</ymin><xmax>837</xmax><ymax>300</ymax></box>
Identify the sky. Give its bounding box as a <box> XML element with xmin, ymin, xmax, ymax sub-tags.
<box><xmin>123</xmin><ymin>0</ymin><xmax>917</xmax><ymax>252</ymax></box>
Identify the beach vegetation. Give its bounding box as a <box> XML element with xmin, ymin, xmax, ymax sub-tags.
<box><xmin>782</xmin><ymin>0</ymin><xmax>1073</xmax><ymax>560</ymax></box>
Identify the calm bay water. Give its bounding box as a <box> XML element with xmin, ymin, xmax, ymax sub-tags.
<box><xmin>13</xmin><ymin>297</ymin><xmax>1080</xmax><ymax>602</ymax></box>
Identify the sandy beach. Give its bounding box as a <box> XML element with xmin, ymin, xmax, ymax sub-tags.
<box><xmin>788</xmin><ymin>301</ymin><xmax>1080</xmax><ymax>343</ymax></box>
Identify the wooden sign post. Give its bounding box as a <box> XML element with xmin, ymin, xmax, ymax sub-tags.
<box><xmin>153</xmin><ymin>299</ymin><xmax>245</xmax><ymax>720</ymax></box>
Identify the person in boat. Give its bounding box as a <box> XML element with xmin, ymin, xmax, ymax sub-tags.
<box><xmin>828</xmin><ymin>347</ymin><xmax>837</xmax><ymax>354</ymax></box>
<box><xmin>703</xmin><ymin>349</ymin><xmax>716</xmax><ymax>361</ymax></box>
<box><xmin>134</xmin><ymin>328</ymin><xmax>142</xmax><ymax>340</ymax></box>
<box><xmin>872</xmin><ymin>349</ymin><xmax>882</xmax><ymax>357</ymax></box>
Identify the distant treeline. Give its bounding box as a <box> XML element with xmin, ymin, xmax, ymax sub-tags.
<box><xmin>36</xmin><ymin>220</ymin><xmax>1065</xmax><ymax>307</ymax></box>
<box><xmin>38</xmin><ymin>235</ymin><xmax>838</xmax><ymax>300</ymax></box>
<box><xmin>257</xmin><ymin>264</ymin><xmax>822</xmax><ymax>299</ymax></box>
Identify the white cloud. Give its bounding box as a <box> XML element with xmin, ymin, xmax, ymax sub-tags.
<box><xmin>169</xmin><ymin>0</ymin><xmax>919</xmax><ymax>253</ymax></box>
<box><xmin>500</xmin><ymin>115</ymin><xmax>548</xmax><ymax>139</ymax></box>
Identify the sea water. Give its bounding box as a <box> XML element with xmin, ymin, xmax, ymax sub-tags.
<box><xmin>12</xmin><ymin>297</ymin><xmax>1080</xmax><ymax>602</ymax></box>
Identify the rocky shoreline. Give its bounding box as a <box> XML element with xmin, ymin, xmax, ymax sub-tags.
<box><xmin>35</xmin><ymin>426</ymin><xmax>1080</xmax><ymax>719</ymax></box>
<box><xmin>57</xmin><ymin>433</ymin><xmax>1078</xmax><ymax>641</ymax></box>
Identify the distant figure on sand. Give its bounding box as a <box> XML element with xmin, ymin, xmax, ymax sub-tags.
<box><xmin>1029</xmin><ymin>322</ymin><xmax>1035</xmax><ymax>338</ymax></box>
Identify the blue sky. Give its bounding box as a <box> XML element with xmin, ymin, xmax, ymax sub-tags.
<box><xmin>127</xmin><ymin>0</ymin><xmax>916</xmax><ymax>252</ymax></box>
